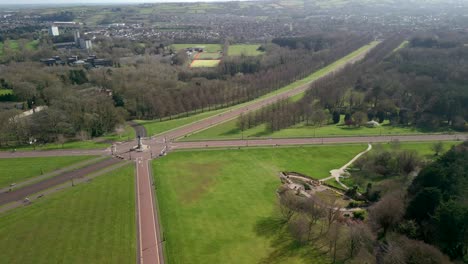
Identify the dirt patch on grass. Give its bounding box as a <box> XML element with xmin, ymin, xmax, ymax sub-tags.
<box><xmin>176</xmin><ymin>162</ymin><xmax>223</xmax><ymax>204</ymax></box>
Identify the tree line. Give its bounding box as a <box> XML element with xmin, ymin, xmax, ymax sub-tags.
<box><xmin>236</xmin><ymin>32</ymin><xmax>468</xmax><ymax>133</ymax></box>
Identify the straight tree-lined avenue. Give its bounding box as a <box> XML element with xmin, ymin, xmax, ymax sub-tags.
<box><xmin>1</xmin><ymin>43</ymin><xmax>467</xmax><ymax>264</ymax></box>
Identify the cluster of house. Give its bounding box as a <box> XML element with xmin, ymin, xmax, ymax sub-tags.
<box><xmin>40</xmin><ymin>55</ymin><xmax>112</xmax><ymax>68</ymax></box>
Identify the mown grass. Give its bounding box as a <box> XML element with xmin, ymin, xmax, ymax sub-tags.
<box><xmin>171</xmin><ymin>43</ymin><xmax>223</xmax><ymax>53</ymax></box>
<box><xmin>190</xmin><ymin>59</ymin><xmax>221</xmax><ymax>68</ymax></box>
<box><xmin>153</xmin><ymin>144</ymin><xmax>366</xmax><ymax>264</ymax></box>
<box><xmin>0</xmin><ymin>125</ymin><xmax>134</xmax><ymax>152</ymax></box>
<box><xmin>0</xmin><ymin>89</ymin><xmax>13</xmax><ymax>96</ymax></box>
<box><xmin>338</xmin><ymin>141</ymin><xmax>463</xmax><ymax>191</ymax></box>
<box><xmin>196</xmin><ymin>52</ymin><xmax>222</xmax><ymax>59</ymax></box>
<box><xmin>0</xmin><ymin>165</ymin><xmax>136</xmax><ymax>264</ymax></box>
<box><xmin>228</xmin><ymin>44</ymin><xmax>264</xmax><ymax>56</ymax></box>
<box><xmin>379</xmin><ymin>141</ymin><xmax>462</xmax><ymax>158</ymax></box>
<box><xmin>0</xmin><ymin>140</ymin><xmax>110</xmax><ymax>152</ymax></box>
<box><xmin>0</xmin><ymin>156</ymin><xmax>97</xmax><ymax>188</ymax></box>
<box><xmin>182</xmin><ymin>116</ymin><xmax>448</xmax><ymax>141</ymax></box>
<box><xmin>139</xmin><ymin>41</ymin><xmax>378</xmax><ymax>136</ymax></box>
<box><xmin>392</xmin><ymin>40</ymin><xmax>409</xmax><ymax>53</ymax></box>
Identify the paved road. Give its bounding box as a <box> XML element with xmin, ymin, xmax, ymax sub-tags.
<box><xmin>0</xmin><ymin>158</ymin><xmax>121</xmax><ymax>206</ymax></box>
<box><xmin>0</xmin><ymin>149</ymin><xmax>108</xmax><ymax>158</ymax></box>
<box><xmin>1</xmin><ymin>42</ymin><xmax>465</xmax><ymax>264</ymax></box>
<box><xmin>152</xmin><ymin>47</ymin><xmax>371</xmax><ymax>143</ymax></box>
<box><xmin>136</xmin><ymin>158</ymin><xmax>164</xmax><ymax>264</ymax></box>
<box><xmin>170</xmin><ymin>134</ymin><xmax>467</xmax><ymax>150</ymax></box>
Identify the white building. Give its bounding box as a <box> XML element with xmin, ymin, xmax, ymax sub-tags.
<box><xmin>79</xmin><ymin>39</ymin><xmax>93</xmax><ymax>50</ymax></box>
<box><xmin>49</xmin><ymin>26</ymin><xmax>59</xmax><ymax>36</ymax></box>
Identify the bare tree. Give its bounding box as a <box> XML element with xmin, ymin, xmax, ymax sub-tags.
<box><xmin>347</xmin><ymin>223</ymin><xmax>375</xmax><ymax>259</ymax></box>
<box><xmin>368</xmin><ymin>191</ymin><xmax>405</xmax><ymax>237</ymax></box>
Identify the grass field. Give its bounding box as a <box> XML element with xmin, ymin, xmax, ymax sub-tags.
<box><xmin>0</xmin><ymin>165</ymin><xmax>136</xmax><ymax>264</ymax></box>
<box><xmin>190</xmin><ymin>59</ymin><xmax>221</xmax><ymax>68</ymax></box>
<box><xmin>228</xmin><ymin>44</ymin><xmax>264</xmax><ymax>56</ymax></box>
<box><xmin>182</xmin><ymin>115</ymin><xmax>448</xmax><ymax>141</ymax></box>
<box><xmin>0</xmin><ymin>156</ymin><xmax>97</xmax><ymax>188</ymax></box>
<box><xmin>339</xmin><ymin>141</ymin><xmax>462</xmax><ymax>191</ymax></box>
<box><xmin>0</xmin><ymin>140</ymin><xmax>110</xmax><ymax>152</ymax></box>
<box><xmin>171</xmin><ymin>44</ymin><xmax>223</xmax><ymax>53</ymax></box>
<box><xmin>1</xmin><ymin>39</ymin><xmax>39</xmax><ymax>59</ymax></box>
<box><xmin>0</xmin><ymin>125</ymin><xmax>134</xmax><ymax>152</ymax></box>
<box><xmin>153</xmin><ymin>144</ymin><xmax>366</xmax><ymax>264</ymax></box>
<box><xmin>136</xmin><ymin>108</ymin><xmax>228</xmax><ymax>136</ymax></box>
<box><xmin>138</xmin><ymin>41</ymin><xmax>378</xmax><ymax>136</ymax></box>
<box><xmin>196</xmin><ymin>52</ymin><xmax>222</xmax><ymax>59</ymax></box>
<box><xmin>0</xmin><ymin>89</ymin><xmax>13</xmax><ymax>96</ymax></box>
<box><xmin>380</xmin><ymin>141</ymin><xmax>462</xmax><ymax>158</ymax></box>
<box><xmin>392</xmin><ymin>40</ymin><xmax>409</xmax><ymax>53</ymax></box>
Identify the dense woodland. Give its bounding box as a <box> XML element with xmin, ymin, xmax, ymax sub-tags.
<box><xmin>237</xmin><ymin>33</ymin><xmax>468</xmax><ymax>133</ymax></box>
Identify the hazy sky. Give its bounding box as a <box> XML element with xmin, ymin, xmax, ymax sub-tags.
<box><xmin>0</xmin><ymin>0</ymin><xmax>244</xmax><ymax>4</ymax></box>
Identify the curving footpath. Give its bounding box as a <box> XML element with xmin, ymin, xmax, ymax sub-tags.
<box><xmin>322</xmin><ymin>144</ymin><xmax>373</xmax><ymax>190</ymax></box>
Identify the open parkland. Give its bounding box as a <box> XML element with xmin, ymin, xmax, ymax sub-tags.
<box><xmin>0</xmin><ymin>42</ymin><xmax>466</xmax><ymax>264</ymax></box>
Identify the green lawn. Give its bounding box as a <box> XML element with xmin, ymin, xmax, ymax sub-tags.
<box><xmin>190</xmin><ymin>59</ymin><xmax>221</xmax><ymax>68</ymax></box>
<box><xmin>171</xmin><ymin>44</ymin><xmax>223</xmax><ymax>53</ymax></box>
<box><xmin>7</xmin><ymin>39</ymin><xmax>19</xmax><ymax>50</ymax></box>
<box><xmin>0</xmin><ymin>140</ymin><xmax>110</xmax><ymax>151</ymax></box>
<box><xmin>228</xmin><ymin>44</ymin><xmax>264</xmax><ymax>56</ymax></box>
<box><xmin>196</xmin><ymin>52</ymin><xmax>222</xmax><ymax>59</ymax></box>
<box><xmin>0</xmin><ymin>89</ymin><xmax>13</xmax><ymax>96</ymax></box>
<box><xmin>380</xmin><ymin>141</ymin><xmax>462</xmax><ymax>158</ymax></box>
<box><xmin>392</xmin><ymin>40</ymin><xmax>409</xmax><ymax>53</ymax></box>
<box><xmin>138</xmin><ymin>41</ymin><xmax>378</xmax><ymax>137</ymax></box>
<box><xmin>0</xmin><ymin>165</ymin><xmax>136</xmax><ymax>264</ymax></box>
<box><xmin>0</xmin><ymin>42</ymin><xmax>3</xmax><ymax>56</ymax></box>
<box><xmin>153</xmin><ymin>144</ymin><xmax>366</xmax><ymax>264</ymax></box>
<box><xmin>339</xmin><ymin>141</ymin><xmax>463</xmax><ymax>192</ymax></box>
<box><xmin>181</xmin><ymin>116</ymin><xmax>448</xmax><ymax>141</ymax></box>
<box><xmin>25</xmin><ymin>39</ymin><xmax>39</xmax><ymax>50</ymax></box>
<box><xmin>135</xmin><ymin>108</ymin><xmax>228</xmax><ymax>136</ymax></box>
<box><xmin>0</xmin><ymin>156</ymin><xmax>97</xmax><ymax>187</ymax></box>
<box><xmin>0</xmin><ymin>126</ymin><xmax>135</xmax><ymax>152</ymax></box>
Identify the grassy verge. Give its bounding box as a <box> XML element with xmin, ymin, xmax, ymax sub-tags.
<box><xmin>0</xmin><ymin>156</ymin><xmax>97</xmax><ymax>188</ymax></box>
<box><xmin>0</xmin><ymin>89</ymin><xmax>13</xmax><ymax>96</ymax></box>
<box><xmin>138</xmin><ymin>41</ymin><xmax>378</xmax><ymax>136</ymax></box>
<box><xmin>339</xmin><ymin>141</ymin><xmax>463</xmax><ymax>192</ymax></box>
<box><xmin>0</xmin><ymin>125</ymin><xmax>134</xmax><ymax>151</ymax></box>
<box><xmin>379</xmin><ymin>141</ymin><xmax>462</xmax><ymax>158</ymax></box>
<box><xmin>171</xmin><ymin>43</ymin><xmax>223</xmax><ymax>53</ymax></box>
<box><xmin>181</xmin><ymin>115</ymin><xmax>452</xmax><ymax>141</ymax></box>
<box><xmin>0</xmin><ymin>165</ymin><xmax>136</xmax><ymax>264</ymax></box>
<box><xmin>228</xmin><ymin>44</ymin><xmax>264</xmax><ymax>56</ymax></box>
<box><xmin>0</xmin><ymin>140</ymin><xmax>109</xmax><ymax>151</ymax></box>
<box><xmin>392</xmin><ymin>40</ymin><xmax>409</xmax><ymax>53</ymax></box>
<box><xmin>190</xmin><ymin>59</ymin><xmax>221</xmax><ymax>68</ymax></box>
<box><xmin>153</xmin><ymin>144</ymin><xmax>366</xmax><ymax>263</ymax></box>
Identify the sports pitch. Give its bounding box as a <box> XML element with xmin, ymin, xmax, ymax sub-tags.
<box><xmin>190</xmin><ymin>59</ymin><xmax>221</xmax><ymax>68</ymax></box>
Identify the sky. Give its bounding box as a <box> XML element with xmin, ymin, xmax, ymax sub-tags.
<box><xmin>0</xmin><ymin>0</ymin><xmax>246</xmax><ymax>4</ymax></box>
